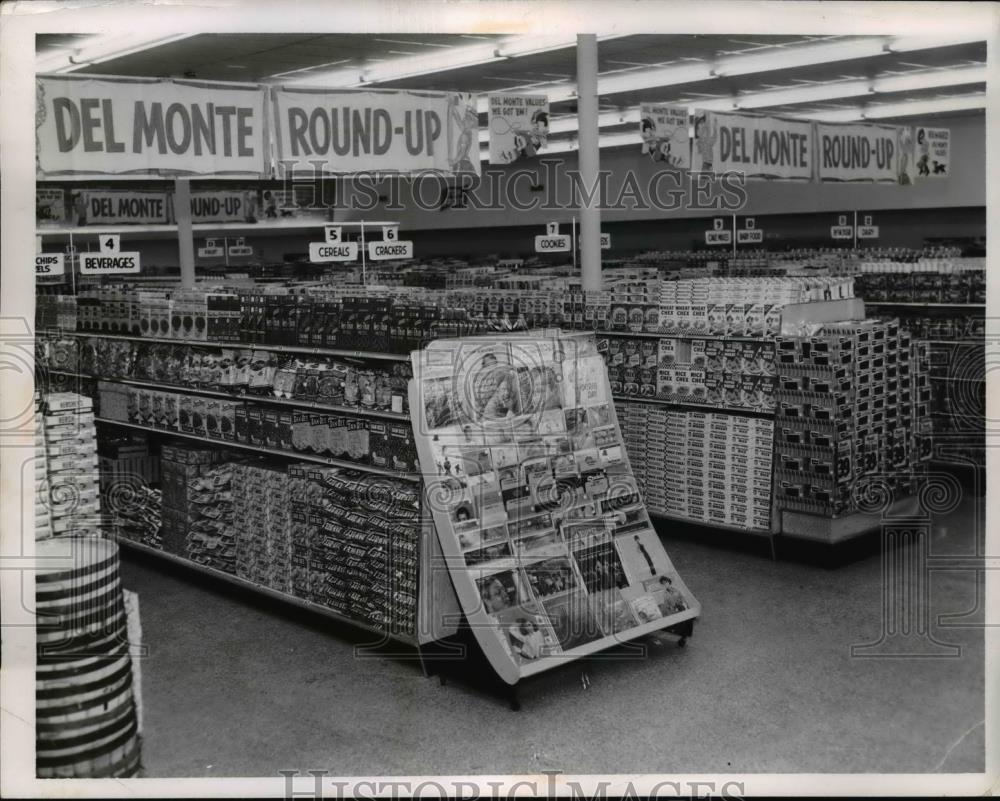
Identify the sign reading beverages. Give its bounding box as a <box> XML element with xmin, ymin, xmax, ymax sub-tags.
<box><xmin>80</xmin><ymin>252</ymin><xmax>141</xmax><ymax>275</ymax></box>
<box><xmin>310</xmin><ymin>241</ymin><xmax>359</xmax><ymax>262</ymax></box>
<box><xmin>535</xmin><ymin>234</ymin><xmax>571</xmax><ymax>252</ymax></box>
<box><xmin>368</xmin><ymin>240</ymin><xmax>414</xmax><ymax>260</ymax></box>
<box><xmin>35</xmin><ymin>253</ymin><xmax>66</xmax><ymax>277</ymax></box>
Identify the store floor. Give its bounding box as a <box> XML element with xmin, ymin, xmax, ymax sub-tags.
<box><xmin>121</xmin><ymin>494</ymin><xmax>986</xmax><ymax>777</ymax></box>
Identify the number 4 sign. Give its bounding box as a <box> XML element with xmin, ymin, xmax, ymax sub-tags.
<box><xmin>98</xmin><ymin>234</ymin><xmax>120</xmax><ymax>254</ymax></box>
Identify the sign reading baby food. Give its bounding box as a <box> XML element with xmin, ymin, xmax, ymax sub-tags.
<box><xmin>691</xmin><ymin>110</ymin><xmax>813</xmax><ymax>181</ymax></box>
<box><xmin>487</xmin><ymin>93</ymin><xmax>549</xmax><ymax>165</ymax></box>
<box><xmin>410</xmin><ymin>334</ymin><xmax>700</xmax><ymax>685</ymax></box>
<box><xmin>816</xmin><ymin>122</ymin><xmax>901</xmax><ymax>183</ymax></box>
<box><xmin>271</xmin><ymin>87</ymin><xmax>481</xmax><ymax>176</ymax></box>
<box><xmin>36</xmin><ymin>75</ymin><xmax>268</xmax><ymax>177</ymax></box>
<box><xmin>638</xmin><ymin>104</ymin><xmax>689</xmax><ymax>168</ymax></box>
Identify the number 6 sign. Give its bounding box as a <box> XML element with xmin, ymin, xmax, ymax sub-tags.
<box><xmin>383</xmin><ymin>226</ymin><xmax>398</xmax><ymax>242</ymax></box>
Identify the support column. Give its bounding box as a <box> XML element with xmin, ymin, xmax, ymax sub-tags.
<box><xmin>576</xmin><ymin>33</ymin><xmax>602</xmax><ymax>292</ymax></box>
<box><xmin>175</xmin><ymin>178</ymin><xmax>195</xmax><ymax>288</ymax></box>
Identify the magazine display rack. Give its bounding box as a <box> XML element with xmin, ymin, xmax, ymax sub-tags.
<box><xmin>409</xmin><ymin>332</ymin><xmax>701</xmax><ymax>691</ymax></box>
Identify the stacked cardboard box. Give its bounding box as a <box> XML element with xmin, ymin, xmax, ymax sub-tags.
<box><xmin>774</xmin><ymin>319</ymin><xmax>930</xmax><ymax>518</ymax></box>
<box><xmin>232</xmin><ymin>463</ymin><xmax>294</xmax><ymax>593</ymax></box>
<box><xmin>159</xmin><ymin>442</ymin><xmax>223</xmax><ymax>555</ymax></box>
<box><xmin>184</xmin><ymin>462</ymin><xmax>237</xmax><ymax>572</ymax></box>
<box><xmin>41</xmin><ymin>392</ymin><xmax>101</xmax><ymax>536</ymax></box>
<box><xmin>620</xmin><ymin>402</ymin><xmax>773</xmax><ymax>531</ymax></box>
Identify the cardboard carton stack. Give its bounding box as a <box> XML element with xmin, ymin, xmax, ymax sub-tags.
<box><xmin>41</xmin><ymin>392</ymin><xmax>101</xmax><ymax>537</ymax></box>
<box><xmin>232</xmin><ymin>462</ymin><xmax>294</xmax><ymax>593</ymax></box>
<box><xmin>184</xmin><ymin>462</ymin><xmax>237</xmax><ymax>572</ymax></box>
<box><xmin>774</xmin><ymin>318</ymin><xmax>931</xmax><ymax>518</ymax></box>
<box><xmin>159</xmin><ymin>442</ymin><xmax>224</xmax><ymax>555</ymax></box>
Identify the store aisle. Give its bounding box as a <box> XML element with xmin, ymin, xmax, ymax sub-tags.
<box><xmin>121</xmin><ymin>495</ymin><xmax>984</xmax><ymax>777</ymax></box>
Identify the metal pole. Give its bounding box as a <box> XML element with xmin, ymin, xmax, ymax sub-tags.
<box><xmin>853</xmin><ymin>210</ymin><xmax>858</xmax><ymax>251</ymax></box>
<box><xmin>572</xmin><ymin>216</ymin><xmax>578</xmax><ymax>271</ymax></box>
<box><xmin>360</xmin><ymin>221</ymin><xmax>367</xmax><ymax>286</ymax></box>
<box><xmin>174</xmin><ymin>178</ymin><xmax>196</xmax><ymax>288</ymax></box>
<box><xmin>69</xmin><ymin>232</ymin><xmax>76</xmax><ymax>296</ymax></box>
<box><xmin>576</xmin><ymin>34</ymin><xmax>602</xmax><ymax>292</ymax></box>
<box><xmin>732</xmin><ymin>213</ymin><xmax>737</xmax><ymax>258</ymax></box>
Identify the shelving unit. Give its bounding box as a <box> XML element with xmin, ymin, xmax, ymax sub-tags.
<box><xmin>95</xmin><ymin>418</ymin><xmax>420</xmax><ymax>480</ymax></box>
<box><xmin>41</xmin><ymin>329</ymin><xmax>411</xmax><ymax>362</ymax></box>
<box><xmin>49</xmin><ymin>371</ymin><xmax>408</xmax><ymax>421</ymax></box>
<box><xmin>610</xmin><ymin>393</ymin><xmax>774</xmax><ymax>419</ymax></box>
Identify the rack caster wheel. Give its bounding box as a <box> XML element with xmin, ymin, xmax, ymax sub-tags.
<box><xmin>678</xmin><ymin>637</ymin><xmax>687</xmax><ymax>648</ymax></box>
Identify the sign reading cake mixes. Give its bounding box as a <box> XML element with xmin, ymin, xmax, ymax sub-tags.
<box><xmin>271</xmin><ymin>87</ymin><xmax>482</xmax><ymax>176</ymax></box>
<box><xmin>36</xmin><ymin>75</ymin><xmax>269</xmax><ymax>177</ymax></box>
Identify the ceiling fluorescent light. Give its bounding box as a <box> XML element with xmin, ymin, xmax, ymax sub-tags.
<box><xmin>872</xmin><ymin>65</ymin><xmax>986</xmax><ymax>93</ymax></box>
<box><xmin>36</xmin><ymin>33</ymin><xmax>197</xmax><ymax>74</ymax></box>
<box><xmin>715</xmin><ymin>38</ymin><xmax>890</xmax><ymax>77</ymax></box>
<box><xmin>887</xmin><ymin>34</ymin><xmax>986</xmax><ymax>53</ymax></box>
<box><xmin>793</xmin><ymin>93</ymin><xmax>985</xmax><ymax>122</ymax></box>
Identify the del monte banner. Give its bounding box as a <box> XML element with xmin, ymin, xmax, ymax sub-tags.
<box><xmin>271</xmin><ymin>86</ymin><xmax>481</xmax><ymax>176</ymax></box>
<box><xmin>691</xmin><ymin>109</ymin><xmax>814</xmax><ymax>181</ymax></box>
<box><xmin>36</xmin><ymin>75</ymin><xmax>269</xmax><ymax>177</ymax></box>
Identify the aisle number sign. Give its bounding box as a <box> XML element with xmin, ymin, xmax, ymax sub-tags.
<box><xmin>536</xmin><ymin>221</ymin><xmax>571</xmax><ymax>253</ymax></box>
<box><xmin>368</xmin><ymin>227</ymin><xmax>414</xmax><ymax>261</ymax></box>
<box><xmin>737</xmin><ymin>218</ymin><xmax>763</xmax><ymax>244</ymax></box>
<box><xmin>857</xmin><ymin>215</ymin><xmax>879</xmax><ymax>239</ymax></box>
<box><xmin>80</xmin><ymin>233</ymin><xmax>141</xmax><ymax>274</ymax></box>
<box><xmin>227</xmin><ymin>237</ymin><xmax>254</xmax><ymax>258</ymax></box>
<box><xmin>705</xmin><ymin>220</ymin><xmax>732</xmax><ymax>245</ymax></box>
<box><xmin>197</xmin><ymin>239</ymin><xmax>225</xmax><ymax>258</ymax></box>
<box><xmin>831</xmin><ymin>214</ymin><xmax>854</xmax><ymax>240</ymax></box>
<box><xmin>35</xmin><ymin>254</ymin><xmax>66</xmax><ymax>277</ymax></box>
<box><xmin>309</xmin><ymin>225</ymin><xmax>359</xmax><ymax>262</ymax></box>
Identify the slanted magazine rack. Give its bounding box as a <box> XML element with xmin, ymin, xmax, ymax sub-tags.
<box><xmin>409</xmin><ymin>332</ymin><xmax>700</xmax><ymax>700</ymax></box>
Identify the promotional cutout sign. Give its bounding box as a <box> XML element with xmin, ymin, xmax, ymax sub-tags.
<box><xmin>36</xmin><ymin>75</ymin><xmax>268</xmax><ymax>177</ymax></box>
<box><xmin>410</xmin><ymin>333</ymin><xmax>700</xmax><ymax>685</ymax></box>
<box><xmin>487</xmin><ymin>94</ymin><xmax>549</xmax><ymax>165</ymax></box>
<box><xmin>271</xmin><ymin>87</ymin><xmax>481</xmax><ymax>176</ymax></box>
<box><xmin>691</xmin><ymin>110</ymin><xmax>813</xmax><ymax>181</ymax></box>
<box><xmin>913</xmin><ymin>126</ymin><xmax>950</xmax><ymax>179</ymax></box>
<box><xmin>638</xmin><ymin>104</ymin><xmax>689</xmax><ymax>168</ymax></box>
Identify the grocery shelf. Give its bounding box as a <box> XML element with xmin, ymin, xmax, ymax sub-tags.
<box><xmin>114</xmin><ymin>536</ymin><xmax>419</xmax><ymax>646</ymax></box>
<box><xmin>40</xmin><ymin>329</ymin><xmax>411</xmax><ymax>362</ymax></box>
<box><xmin>602</xmin><ymin>330</ymin><xmax>765</xmax><ymax>342</ymax></box>
<box><xmin>614</xmin><ymin>393</ymin><xmax>774</xmax><ymax>419</ymax></box>
<box><xmin>94</xmin><ymin>418</ymin><xmax>420</xmax><ymax>481</ymax></box>
<box><xmin>46</xmin><ymin>370</ymin><xmax>408</xmax><ymax>421</ymax></box>
<box><xmin>648</xmin><ymin>510</ymin><xmax>773</xmax><ymax>537</ymax></box>
<box><xmin>865</xmin><ymin>301</ymin><xmax>985</xmax><ymax>308</ymax></box>
<box><xmin>920</xmin><ymin>340</ymin><xmax>986</xmax><ymax>346</ymax></box>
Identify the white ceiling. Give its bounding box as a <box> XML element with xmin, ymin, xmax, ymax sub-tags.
<box><xmin>36</xmin><ymin>32</ymin><xmax>987</xmax><ymax>152</ymax></box>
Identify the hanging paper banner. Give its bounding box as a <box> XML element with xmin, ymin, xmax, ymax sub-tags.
<box><xmin>411</xmin><ymin>334</ymin><xmax>700</xmax><ymax>685</ymax></box>
<box><xmin>913</xmin><ymin>126</ymin><xmax>951</xmax><ymax>179</ymax></box>
<box><xmin>72</xmin><ymin>190</ymin><xmax>170</xmax><ymax>225</ymax></box>
<box><xmin>638</xmin><ymin>104</ymin><xmax>689</xmax><ymax>168</ymax></box>
<box><xmin>487</xmin><ymin>94</ymin><xmax>549</xmax><ymax>165</ymax></box>
<box><xmin>271</xmin><ymin>87</ymin><xmax>481</xmax><ymax>176</ymax></box>
<box><xmin>36</xmin><ymin>75</ymin><xmax>269</xmax><ymax>178</ymax></box>
<box><xmin>691</xmin><ymin>110</ymin><xmax>813</xmax><ymax>181</ymax></box>
<box><xmin>36</xmin><ymin>187</ymin><xmax>66</xmax><ymax>223</ymax></box>
<box><xmin>815</xmin><ymin>122</ymin><xmax>901</xmax><ymax>184</ymax></box>
<box><xmin>187</xmin><ymin>190</ymin><xmax>258</xmax><ymax>223</ymax></box>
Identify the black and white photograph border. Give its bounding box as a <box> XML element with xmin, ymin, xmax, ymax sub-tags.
<box><xmin>1</xmin><ymin>1</ymin><xmax>998</xmax><ymax>798</ymax></box>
